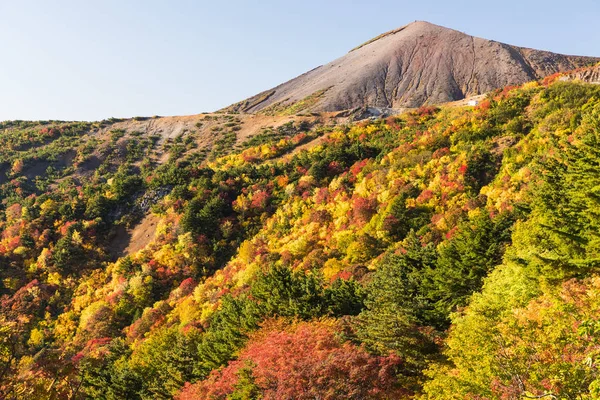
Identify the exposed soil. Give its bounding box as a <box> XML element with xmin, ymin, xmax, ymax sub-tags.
<box><xmin>225</xmin><ymin>21</ymin><xmax>599</xmax><ymax>113</ymax></box>
<box><xmin>109</xmin><ymin>213</ymin><xmax>160</xmax><ymax>258</ymax></box>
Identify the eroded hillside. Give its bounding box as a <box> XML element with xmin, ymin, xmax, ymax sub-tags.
<box><xmin>224</xmin><ymin>21</ymin><xmax>599</xmax><ymax>113</ymax></box>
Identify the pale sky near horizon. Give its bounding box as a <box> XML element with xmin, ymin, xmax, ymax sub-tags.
<box><xmin>1</xmin><ymin>0</ymin><xmax>598</xmax><ymax>121</ymax></box>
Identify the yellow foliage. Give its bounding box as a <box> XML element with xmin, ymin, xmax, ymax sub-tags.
<box><xmin>78</xmin><ymin>301</ymin><xmax>109</xmax><ymax>331</ymax></box>
<box><xmin>333</xmin><ymin>230</ymin><xmax>354</xmax><ymax>253</ymax></box>
<box><xmin>237</xmin><ymin>240</ymin><xmax>256</xmax><ymax>264</ymax></box>
<box><xmin>522</xmin><ymin>81</ymin><xmax>540</xmax><ymax>90</ymax></box>
<box><xmin>175</xmin><ymin>297</ymin><xmax>203</xmax><ymax>327</ymax></box>
<box><xmin>71</xmin><ymin>230</ymin><xmax>83</xmax><ymax>245</ymax></box>
<box><xmin>13</xmin><ymin>246</ymin><xmax>28</xmax><ymax>256</ymax></box>
<box><xmin>322</xmin><ymin>258</ymin><xmax>344</xmax><ymax>281</ymax></box>
<box><xmin>39</xmin><ymin>199</ymin><xmax>58</xmax><ymax>216</ymax></box>
<box><xmin>27</xmin><ymin>328</ymin><xmax>44</xmax><ymax>347</ymax></box>
<box><xmin>233</xmin><ymin>261</ymin><xmax>260</xmax><ymax>289</ymax></box>
<box><xmin>47</xmin><ymin>272</ymin><xmax>62</xmax><ymax>286</ymax></box>
<box><xmin>287</xmin><ymin>236</ymin><xmax>310</xmax><ymax>257</ymax></box>
<box><xmin>176</xmin><ymin>232</ymin><xmax>194</xmax><ymax>257</ymax></box>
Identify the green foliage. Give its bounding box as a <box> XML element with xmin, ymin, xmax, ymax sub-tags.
<box><xmin>228</xmin><ymin>361</ymin><xmax>261</xmax><ymax>400</ymax></box>
<box><xmin>357</xmin><ymin>233</ymin><xmax>438</xmax><ymax>376</ymax></box>
<box><xmin>182</xmin><ymin>195</ymin><xmax>229</xmax><ymax>237</ymax></box>
<box><xmin>423</xmin><ymin>210</ymin><xmax>518</xmax><ymax>325</ymax></box>
<box><xmin>80</xmin><ymin>339</ymin><xmax>143</xmax><ymax>400</ymax></box>
<box><xmin>251</xmin><ymin>266</ymin><xmax>365</xmax><ymax>319</ymax></box>
<box><xmin>195</xmin><ymin>295</ymin><xmax>261</xmax><ymax>376</ymax></box>
<box><xmin>52</xmin><ymin>224</ymin><xmax>89</xmax><ymax>274</ymax></box>
<box><xmin>133</xmin><ymin>327</ymin><xmax>204</xmax><ymax>399</ymax></box>
<box><xmin>423</xmin><ymin>85</ymin><xmax>600</xmax><ymax>398</ymax></box>
<box><xmin>196</xmin><ymin>266</ymin><xmax>364</xmax><ymax>377</ymax></box>
<box><xmin>111</xmin><ymin>165</ymin><xmax>144</xmax><ymax>201</ymax></box>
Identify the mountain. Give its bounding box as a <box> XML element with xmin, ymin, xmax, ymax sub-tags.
<box><xmin>224</xmin><ymin>21</ymin><xmax>599</xmax><ymax>113</ymax></box>
<box><xmin>5</xmin><ymin>21</ymin><xmax>600</xmax><ymax>400</ymax></box>
<box><xmin>562</xmin><ymin>63</ymin><xmax>600</xmax><ymax>83</ymax></box>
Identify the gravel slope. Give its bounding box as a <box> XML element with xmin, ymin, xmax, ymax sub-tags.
<box><xmin>225</xmin><ymin>21</ymin><xmax>599</xmax><ymax>112</ymax></box>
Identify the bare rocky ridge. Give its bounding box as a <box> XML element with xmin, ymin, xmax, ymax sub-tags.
<box><xmin>561</xmin><ymin>64</ymin><xmax>600</xmax><ymax>83</ymax></box>
<box><xmin>225</xmin><ymin>21</ymin><xmax>599</xmax><ymax>113</ymax></box>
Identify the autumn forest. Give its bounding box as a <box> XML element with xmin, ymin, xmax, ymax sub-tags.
<box><xmin>2</xmin><ymin>75</ymin><xmax>600</xmax><ymax>399</ymax></box>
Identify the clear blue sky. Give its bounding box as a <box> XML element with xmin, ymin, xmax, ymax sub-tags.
<box><xmin>1</xmin><ymin>0</ymin><xmax>598</xmax><ymax>121</ymax></box>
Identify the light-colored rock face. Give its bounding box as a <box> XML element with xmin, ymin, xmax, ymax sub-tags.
<box><xmin>562</xmin><ymin>64</ymin><xmax>600</xmax><ymax>83</ymax></box>
<box><xmin>226</xmin><ymin>21</ymin><xmax>599</xmax><ymax>113</ymax></box>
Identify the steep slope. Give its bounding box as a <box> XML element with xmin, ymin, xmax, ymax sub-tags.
<box><xmin>0</xmin><ymin>112</ymin><xmax>341</xmax><ymax>262</ymax></box>
<box><xmin>561</xmin><ymin>63</ymin><xmax>600</xmax><ymax>83</ymax></box>
<box><xmin>225</xmin><ymin>21</ymin><xmax>599</xmax><ymax>113</ymax></box>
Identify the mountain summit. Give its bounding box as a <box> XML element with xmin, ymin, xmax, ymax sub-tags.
<box><xmin>226</xmin><ymin>21</ymin><xmax>599</xmax><ymax>113</ymax></box>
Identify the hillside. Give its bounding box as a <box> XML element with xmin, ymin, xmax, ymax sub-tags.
<box><xmin>0</xmin><ymin>111</ymin><xmax>347</xmax><ymax>258</ymax></box>
<box><xmin>2</xmin><ymin>74</ymin><xmax>600</xmax><ymax>398</ymax></box>
<box><xmin>4</xmin><ymin>16</ymin><xmax>600</xmax><ymax>399</ymax></box>
<box><xmin>224</xmin><ymin>21</ymin><xmax>599</xmax><ymax>113</ymax></box>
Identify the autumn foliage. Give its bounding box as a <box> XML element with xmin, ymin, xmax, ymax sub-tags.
<box><xmin>178</xmin><ymin>320</ymin><xmax>406</xmax><ymax>400</ymax></box>
<box><xmin>2</xmin><ymin>80</ymin><xmax>600</xmax><ymax>399</ymax></box>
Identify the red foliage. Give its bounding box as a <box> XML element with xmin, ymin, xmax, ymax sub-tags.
<box><xmin>385</xmin><ymin>116</ymin><xmax>403</xmax><ymax>131</ymax></box>
<box><xmin>291</xmin><ymin>133</ymin><xmax>307</xmax><ymax>145</ymax></box>
<box><xmin>431</xmin><ymin>147</ymin><xmax>450</xmax><ymax>159</ymax></box>
<box><xmin>352</xmin><ymin>196</ymin><xmax>378</xmax><ymax>226</ymax></box>
<box><xmin>297</xmin><ymin>179</ymin><xmax>313</xmax><ymax>193</ymax></box>
<box><xmin>178</xmin><ymin>320</ymin><xmax>406</xmax><ymax>400</ymax></box>
<box><xmin>241</xmin><ymin>153</ymin><xmax>259</xmax><ymax>163</ymax></box>
<box><xmin>250</xmin><ymin>191</ymin><xmax>270</xmax><ymax>210</ymax></box>
<box><xmin>416</xmin><ymin>106</ymin><xmax>439</xmax><ymax>117</ymax></box>
<box><xmin>178</xmin><ymin>278</ymin><xmax>197</xmax><ymax>296</ymax></box>
<box><xmin>349</xmin><ymin>159</ymin><xmax>369</xmax><ymax>178</ymax></box>
<box><xmin>331</xmin><ymin>270</ymin><xmax>353</xmax><ymax>281</ymax></box>
<box><xmin>499</xmin><ymin>85</ymin><xmax>520</xmax><ymax>99</ymax></box>
<box><xmin>1</xmin><ymin>280</ymin><xmax>57</xmax><ymax>323</ymax></box>
<box><xmin>417</xmin><ymin>189</ymin><xmax>434</xmax><ymax>203</ymax></box>
<box><xmin>72</xmin><ymin>337</ymin><xmax>113</xmax><ymax>364</ymax></box>
<box><xmin>475</xmin><ymin>99</ymin><xmax>491</xmax><ymax>111</ymax></box>
<box><xmin>105</xmin><ymin>288</ymin><xmax>124</xmax><ymax>305</ymax></box>
<box><xmin>445</xmin><ymin>226</ymin><xmax>458</xmax><ymax>240</ymax></box>
<box><xmin>126</xmin><ymin>306</ymin><xmax>169</xmax><ymax>340</ymax></box>
<box><xmin>296</xmin><ymin>166</ymin><xmax>308</xmax><ymax>175</ymax></box>
<box><xmin>314</xmin><ymin>188</ymin><xmax>330</xmax><ymax>204</ymax></box>
<box><xmin>5</xmin><ymin>235</ymin><xmax>21</xmax><ymax>252</ymax></box>
<box><xmin>430</xmin><ymin>214</ymin><xmax>443</xmax><ymax>225</ymax></box>
<box><xmin>327</xmin><ymin>161</ymin><xmax>343</xmax><ymax>175</ymax></box>
<box><xmin>542</xmin><ymin>72</ymin><xmax>563</xmax><ymax>86</ymax></box>
<box><xmin>5</xmin><ymin>203</ymin><xmax>22</xmax><ymax>221</ymax></box>
<box><xmin>60</xmin><ymin>221</ymin><xmax>77</xmax><ymax>236</ymax></box>
<box><xmin>382</xmin><ymin>214</ymin><xmax>400</xmax><ymax>232</ymax></box>
<box><xmin>39</xmin><ymin>127</ymin><xmax>60</xmax><ymax>137</ymax></box>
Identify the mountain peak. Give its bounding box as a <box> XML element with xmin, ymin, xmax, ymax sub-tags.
<box><xmin>224</xmin><ymin>23</ymin><xmax>599</xmax><ymax>114</ymax></box>
<box><xmin>404</xmin><ymin>20</ymin><xmax>445</xmax><ymax>29</ymax></box>
<box><xmin>348</xmin><ymin>21</ymin><xmax>462</xmax><ymax>53</ymax></box>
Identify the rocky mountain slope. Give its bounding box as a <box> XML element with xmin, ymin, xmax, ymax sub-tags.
<box><xmin>561</xmin><ymin>63</ymin><xmax>600</xmax><ymax>83</ymax></box>
<box><xmin>225</xmin><ymin>21</ymin><xmax>599</xmax><ymax>113</ymax></box>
